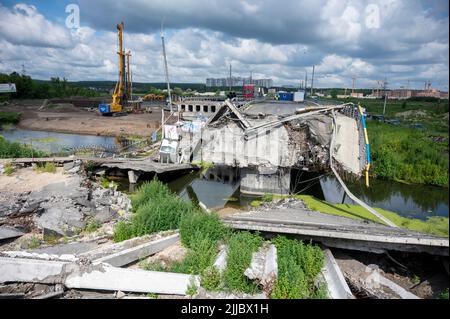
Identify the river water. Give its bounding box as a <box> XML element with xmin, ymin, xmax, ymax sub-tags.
<box><xmin>1</xmin><ymin>128</ymin><xmax>123</xmax><ymax>154</ymax></box>
<box><xmin>166</xmin><ymin>171</ymin><xmax>448</xmax><ymax>221</ymax></box>
<box><xmin>2</xmin><ymin>128</ymin><xmax>447</xmax><ymax>220</ymax></box>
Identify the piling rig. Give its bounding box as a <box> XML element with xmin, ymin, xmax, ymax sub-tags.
<box><xmin>99</xmin><ymin>22</ymin><xmax>128</xmax><ymax>116</ymax></box>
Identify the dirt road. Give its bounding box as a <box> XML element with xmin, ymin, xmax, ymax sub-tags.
<box><xmin>1</xmin><ymin>99</ymin><xmax>169</xmax><ymax>137</ymax></box>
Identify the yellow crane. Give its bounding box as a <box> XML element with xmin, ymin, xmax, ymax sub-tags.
<box><xmin>99</xmin><ymin>22</ymin><xmax>128</xmax><ymax>116</ymax></box>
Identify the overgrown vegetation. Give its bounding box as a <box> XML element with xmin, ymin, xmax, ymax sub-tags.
<box><xmin>271</xmin><ymin>236</ymin><xmax>326</xmax><ymax>299</ymax></box>
<box><xmin>114</xmin><ymin>179</ymin><xmax>327</xmax><ymax>298</ymax></box>
<box><xmin>0</xmin><ymin>135</ymin><xmax>47</xmax><ymax>158</ymax></box>
<box><xmin>297</xmin><ymin>195</ymin><xmax>449</xmax><ymax>237</ymax></box>
<box><xmin>0</xmin><ymin>111</ymin><xmax>21</xmax><ymax>128</ymax></box>
<box><xmin>368</xmin><ymin>121</ymin><xmax>448</xmax><ymax>187</ymax></box>
<box><xmin>223</xmin><ymin>231</ymin><xmax>263</xmax><ymax>293</ymax></box>
<box><xmin>439</xmin><ymin>288</ymin><xmax>449</xmax><ymax>299</ymax></box>
<box><xmin>84</xmin><ymin>219</ymin><xmax>101</xmax><ymax>233</ymax></box>
<box><xmin>2</xmin><ymin>162</ymin><xmax>14</xmax><ymax>176</ymax></box>
<box><xmin>35</xmin><ymin>162</ymin><xmax>57</xmax><ymax>173</ymax></box>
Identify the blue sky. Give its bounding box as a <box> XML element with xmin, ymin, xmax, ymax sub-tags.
<box><xmin>0</xmin><ymin>0</ymin><xmax>448</xmax><ymax>90</ymax></box>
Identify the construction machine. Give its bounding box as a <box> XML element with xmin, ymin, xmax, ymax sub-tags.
<box><xmin>99</xmin><ymin>22</ymin><xmax>128</xmax><ymax>116</ymax></box>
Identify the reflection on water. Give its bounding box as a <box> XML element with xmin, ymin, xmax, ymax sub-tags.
<box><xmin>319</xmin><ymin>176</ymin><xmax>449</xmax><ymax>220</ymax></box>
<box><xmin>1</xmin><ymin>128</ymin><xmax>122</xmax><ymax>154</ymax></box>
<box><xmin>104</xmin><ymin>165</ymin><xmax>449</xmax><ymax>220</ymax></box>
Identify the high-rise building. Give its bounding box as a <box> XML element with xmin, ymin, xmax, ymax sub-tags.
<box><xmin>206</xmin><ymin>77</ymin><xmax>273</xmax><ymax>88</ymax></box>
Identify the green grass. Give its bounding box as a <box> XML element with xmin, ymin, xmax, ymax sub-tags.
<box><xmin>0</xmin><ymin>111</ymin><xmax>21</xmax><ymax>125</ymax></box>
<box><xmin>297</xmin><ymin>195</ymin><xmax>449</xmax><ymax>237</ymax></box>
<box><xmin>3</xmin><ymin>162</ymin><xmax>14</xmax><ymax>175</ymax></box>
<box><xmin>35</xmin><ymin>162</ymin><xmax>57</xmax><ymax>173</ymax></box>
<box><xmin>31</xmin><ymin>137</ymin><xmax>59</xmax><ymax>143</ymax></box>
<box><xmin>0</xmin><ymin>135</ymin><xmax>47</xmax><ymax>158</ymax></box>
<box><xmin>367</xmin><ymin>121</ymin><xmax>448</xmax><ymax>187</ymax></box>
<box><xmin>439</xmin><ymin>288</ymin><xmax>449</xmax><ymax>299</ymax></box>
<box><xmin>271</xmin><ymin>236</ymin><xmax>325</xmax><ymax>299</ymax></box>
<box><xmin>223</xmin><ymin>231</ymin><xmax>263</xmax><ymax>293</ymax></box>
<box><xmin>113</xmin><ymin>178</ymin><xmax>199</xmax><ymax>242</ymax></box>
<box><xmin>84</xmin><ymin>219</ymin><xmax>101</xmax><ymax>233</ymax></box>
<box><xmin>27</xmin><ymin>236</ymin><xmax>42</xmax><ymax>249</ymax></box>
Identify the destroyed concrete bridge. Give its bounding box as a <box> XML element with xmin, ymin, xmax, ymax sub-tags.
<box><xmin>175</xmin><ymin>98</ymin><xmax>368</xmax><ymax>197</ymax></box>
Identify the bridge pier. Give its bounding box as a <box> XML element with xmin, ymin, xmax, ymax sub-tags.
<box><xmin>240</xmin><ymin>167</ymin><xmax>290</xmax><ymax>196</ymax></box>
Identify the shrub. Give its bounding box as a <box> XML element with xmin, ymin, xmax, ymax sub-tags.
<box><xmin>35</xmin><ymin>162</ymin><xmax>56</xmax><ymax>173</ymax></box>
<box><xmin>271</xmin><ymin>236</ymin><xmax>325</xmax><ymax>299</ymax></box>
<box><xmin>179</xmin><ymin>211</ymin><xmax>227</xmax><ymax>249</ymax></box>
<box><xmin>223</xmin><ymin>231</ymin><xmax>262</xmax><ymax>293</ymax></box>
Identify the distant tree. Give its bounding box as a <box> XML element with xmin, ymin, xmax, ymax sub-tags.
<box><xmin>330</xmin><ymin>89</ymin><xmax>338</xmax><ymax>99</ymax></box>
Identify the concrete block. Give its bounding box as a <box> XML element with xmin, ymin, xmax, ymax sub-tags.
<box><xmin>127</xmin><ymin>170</ymin><xmax>141</xmax><ymax>184</ymax></box>
<box><xmin>213</xmin><ymin>245</ymin><xmax>228</xmax><ymax>273</ymax></box>
<box><xmin>244</xmin><ymin>243</ymin><xmax>278</xmax><ymax>291</ymax></box>
<box><xmin>65</xmin><ymin>265</ymin><xmax>200</xmax><ymax>295</ymax></box>
<box><xmin>321</xmin><ymin>249</ymin><xmax>354</xmax><ymax>299</ymax></box>
<box><xmin>0</xmin><ymin>226</ymin><xmax>24</xmax><ymax>241</ymax></box>
<box><xmin>92</xmin><ymin>233</ymin><xmax>180</xmax><ymax>267</ymax></box>
<box><xmin>0</xmin><ymin>257</ymin><xmax>67</xmax><ymax>284</ymax></box>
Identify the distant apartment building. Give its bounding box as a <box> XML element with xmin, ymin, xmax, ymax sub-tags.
<box><xmin>371</xmin><ymin>88</ymin><xmax>448</xmax><ymax>99</ymax></box>
<box><xmin>206</xmin><ymin>77</ymin><xmax>273</xmax><ymax>88</ymax></box>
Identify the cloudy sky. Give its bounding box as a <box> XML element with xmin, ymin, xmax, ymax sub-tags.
<box><xmin>0</xmin><ymin>0</ymin><xmax>448</xmax><ymax>90</ymax></box>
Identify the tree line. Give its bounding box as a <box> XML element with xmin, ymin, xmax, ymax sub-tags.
<box><xmin>0</xmin><ymin>72</ymin><xmax>99</xmax><ymax>99</ymax></box>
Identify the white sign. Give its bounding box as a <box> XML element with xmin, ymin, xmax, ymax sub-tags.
<box><xmin>0</xmin><ymin>83</ymin><xmax>16</xmax><ymax>93</ymax></box>
<box><xmin>164</xmin><ymin>125</ymin><xmax>179</xmax><ymax>140</ymax></box>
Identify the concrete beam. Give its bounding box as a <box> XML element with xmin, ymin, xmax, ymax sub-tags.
<box><xmin>64</xmin><ymin>265</ymin><xmax>199</xmax><ymax>295</ymax></box>
<box><xmin>0</xmin><ymin>256</ymin><xmax>199</xmax><ymax>295</ymax></box>
<box><xmin>0</xmin><ymin>256</ymin><xmax>67</xmax><ymax>284</ymax></box>
<box><xmin>0</xmin><ymin>226</ymin><xmax>24</xmax><ymax>242</ymax></box>
<box><xmin>79</xmin><ymin>232</ymin><xmax>178</xmax><ymax>261</ymax></box>
<box><xmin>224</xmin><ymin>220</ymin><xmax>449</xmax><ymax>256</ymax></box>
<box><xmin>92</xmin><ymin>233</ymin><xmax>180</xmax><ymax>267</ymax></box>
<box><xmin>321</xmin><ymin>249</ymin><xmax>354</xmax><ymax>299</ymax></box>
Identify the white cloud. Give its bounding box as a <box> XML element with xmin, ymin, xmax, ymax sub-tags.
<box><xmin>0</xmin><ymin>1</ymin><xmax>448</xmax><ymax>90</ymax></box>
<box><xmin>0</xmin><ymin>4</ymin><xmax>72</xmax><ymax>48</ymax></box>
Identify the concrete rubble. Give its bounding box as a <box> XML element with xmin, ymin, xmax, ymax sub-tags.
<box><xmin>0</xmin><ymin>255</ymin><xmax>199</xmax><ymax>296</ymax></box>
<box><xmin>244</xmin><ymin>242</ymin><xmax>278</xmax><ymax>294</ymax></box>
<box><xmin>0</xmin><ymin>163</ymin><xmax>132</xmax><ymax>239</ymax></box>
<box><xmin>0</xmin><ymin>232</ymin><xmax>199</xmax><ymax>298</ymax></box>
<box><xmin>334</xmin><ymin>252</ymin><xmax>420</xmax><ymax>299</ymax></box>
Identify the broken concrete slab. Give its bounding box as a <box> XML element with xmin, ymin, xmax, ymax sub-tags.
<box><xmin>320</xmin><ymin>249</ymin><xmax>354</xmax><ymax>299</ymax></box>
<box><xmin>92</xmin><ymin>233</ymin><xmax>180</xmax><ymax>267</ymax></box>
<box><xmin>334</xmin><ymin>254</ymin><xmax>420</xmax><ymax>299</ymax></box>
<box><xmin>79</xmin><ymin>231</ymin><xmax>178</xmax><ymax>261</ymax></box>
<box><xmin>64</xmin><ymin>265</ymin><xmax>200</xmax><ymax>295</ymax></box>
<box><xmin>0</xmin><ymin>256</ymin><xmax>67</xmax><ymax>284</ymax></box>
<box><xmin>30</xmin><ymin>241</ymin><xmax>100</xmax><ymax>255</ymax></box>
<box><xmin>0</xmin><ymin>226</ymin><xmax>25</xmax><ymax>241</ymax></box>
<box><xmin>244</xmin><ymin>243</ymin><xmax>277</xmax><ymax>293</ymax></box>
<box><xmin>0</xmin><ymin>256</ymin><xmax>200</xmax><ymax>295</ymax></box>
<box><xmin>213</xmin><ymin>245</ymin><xmax>228</xmax><ymax>273</ymax></box>
<box><xmin>34</xmin><ymin>201</ymin><xmax>85</xmax><ymax>237</ymax></box>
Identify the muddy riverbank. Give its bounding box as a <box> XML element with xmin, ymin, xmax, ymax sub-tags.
<box><xmin>1</xmin><ymin>99</ymin><xmax>168</xmax><ymax>137</ymax></box>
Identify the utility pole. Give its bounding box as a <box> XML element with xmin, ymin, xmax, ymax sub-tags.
<box><xmin>305</xmin><ymin>70</ymin><xmax>308</xmax><ymax>93</ymax></box>
<box><xmin>125</xmin><ymin>50</ymin><xmax>132</xmax><ymax>101</ymax></box>
<box><xmin>352</xmin><ymin>77</ymin><xmax>356</xmax><ymax>94</ymax></box>
<box><xmin>383</xmin><ymin>78</ymin><xmax>388</xmax><ymax>115</ymax></box>
<box><xmin>161</xmin><ymin>20</ymin><xmax>172</xmax><ymax>113</ymax></box>
<box><xmin>229</xmin><ymin>63</ymin><xmax>232</xmax><ymax>92</ymax></box>
<box><xmin>310</xmin><ymin>65</ymin><xmax>315</xmax><ymax>96</ymax></box>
